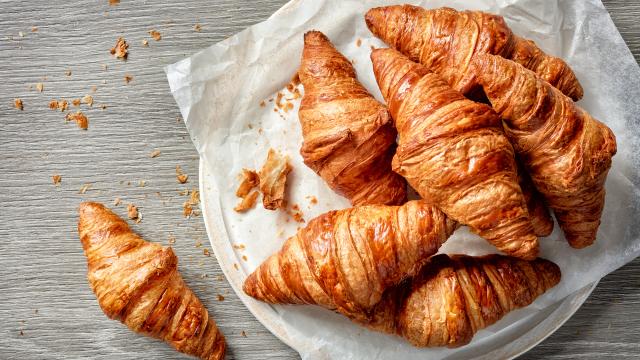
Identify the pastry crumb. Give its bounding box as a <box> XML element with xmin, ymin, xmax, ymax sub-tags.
<box><xmin>234</xmin><ymin>190</ymin><xmax>259</xmax><ymax>213</ymax></box>
<box><xmin>241</xmin><ymin>330</ymin><xmax>247</xmax><ymax>337</ymax></box>
<box><xmin>194</xmin><ymin>24</ymin><xmax>202</xmax><ymax>32</ymax></box>
<box><xmin>113</xmin><ymin>197</ymin><xmax>122</xmax><ymax>206</ymax></box>
<box><xmin>258</xmin><ymin>148</ymin><xmax>291</xmax><ymax>210</ymax></box>
<box><xmin>52</xmin><ymin>175</ymin><xmax>61</xmax><ymax>186</ymax></box>
<box><xmin>58</xmin><ymin>100</ymin><xmax>68</xmax><ymax>112</ymax></box>
<box><xmin>78</xmin><ymin>183</ymin><xmax>91</xmax><ymax>194</ymax></box>
<box><xmin>232</xmin><ymin>243</ymin><xmax>246</xmax><ymax>250</ymax></box>
<box><xmin>109</xmin><ymin>0</ymin><xmax>120</xmax><ymax>5</ymax></box>
<box><xmin>149</xmin><ymin>149</ymin><xmax>161</xmax><ymax>158</ymax></box>
<box><xmin>356</xmin><ymin>38</ymin><xmax>362</xmax><ymax>47</ymax></box>
<box><xmin>183</xmin><ymin>202</ymin><xmax>193</xmax><ymax>217</ymax></box>
<box><xmin>176</xmin><ymin>166</ymin><xmax>189</xmax><ymax>184</ymax></box>
<box><xmin>127</xmin><ymin>204</ymin><xmax>139</xmax><ymax>221</ymax></box>
<box><xmin>82</xmin><ymin>95</ymin><xmax>93</xmax><ymax>106</ymax></box>
<box><xmin>233</xmin><ymin>263</ymin><xmax>239</xmax><ymax>270</ymax></box>
<box><xmin>217</xmin><ymin>294</ymin><xmax>225</xmax><ymax>301</ymax></box>
<box><xmin>242</xmin><ymin>255</ymin><xmax>248</xmax><ymax>261</ymax></box>
<box><xmin>149</xmin><ymin>30</ymin><xmax>162</xmax><ymax>41</ymax></box>
<box><xmin>65</xmin><ymin>111</ymin><xmax>88</xmax><ymax>130</ymax></box>
<box><xmin>138</xmin><ymin>180</ymin><xmax>146</xmax><ymax>187</ymax></box>
<box><xmin>49</xmin><ymin>100</ymin><xmax>58</xmax><ymax>110</ymax></box>
<box><xmin>168</xmin><ymin>235</ymin><xmax>176</xmax><ymax>245</ymax></box>
<box><xmin>110</xmin><ymin>37</ymin><xmax>128</xmax><ymax>60</ymax></box>
<box><xmin>259</xmin><ymin>100</ymin><xmax>265</xmax><ymax>107</ymax></box>
<box><xmin>203</xmin><ymin>248</ymin><xmax>211</xmax><ymax>257</ymax></box>
<box><xmin>72</xmin><ymin>98</ymin><xmax>81</xmax><ymax>107</ymax></box>
<box><xmin>235</xmin><ymin>169</ymin><xmax>259</xmax><ymax>198</ymax></box>
<box><xmin>124</xmin><ymin>74</ymin><xmax>133</xmax><ymax>84</ymax></box>
<box><xmin>14</xmin><ymin>98</ymin><xmax>23</xmax><ymax>110</ymax></box>
<box><xmin>65</xmin><ymin>69</ymin><xmax>72</xmax><ymax>76</ymax></box>
<box><xmin>31</xmin><ymin>26</ymin><xmax>38</xmax><ymax>32</ymax></box>
<box><xmin>36</xmin><ymin>83</ymin><xmax>44</xmax><ymax>92</ymax></box>
<box><xmin>142</xmin><ymin>39</ymin><xmax>149</xmax><ymax>47</ymax></box>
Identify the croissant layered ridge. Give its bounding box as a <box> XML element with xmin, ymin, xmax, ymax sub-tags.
<box><xmin>78</xmin><ymin>202</ymin><xmax>226</xmax><ymax>360</ymax></box>
<box><xmin>371</xmin><ymin>48</ymin><xmax>538</xmax><ymax>259</ymax></box>
<box><xmin>365</xmin><ymin>5</ymin><xmax>583</xmax><ymax>100</ymax></box>
<box><xmin>471</xmin><ymin>54</ymin><xmax>616</xmax><ymax>248</ymax></box>
<box><xmin>298</xmin><ymin>30</ymin><xmax>407</xmax><ymax>206</ymax></box>
<box><xmin>243</xmin><ymin>200</ymin><xmax>456</xmax><ymax>321</ymax></box>
<box><xmin>361</xmin><ymin>254</ymin><xmax>561</xmax><ymax>348</ymax></box>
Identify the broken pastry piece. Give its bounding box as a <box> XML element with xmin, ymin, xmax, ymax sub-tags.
<box><xmin>234</xmin><ymin>190</ymin><xmax>259</xmax><ymax>213</ymax></box>
<box><xmin>258</xmin><ymin>148</ymin><xmax>291</xmax><ymax>210</ymax></box>
<box><xmin>234</xmin><ymin>169</ymin><xmax>261</xmax><ymax>212</ymax></box>
<box><xmin>78</xmin><ymin>202</ymin><xmax>226</xmax><ymax>360</ymax></box>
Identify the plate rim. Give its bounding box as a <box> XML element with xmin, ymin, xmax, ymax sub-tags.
<box><xmin>198</xmin><ymin>158</ymin><xmax>597</xmax><ymax>359</ymax></box>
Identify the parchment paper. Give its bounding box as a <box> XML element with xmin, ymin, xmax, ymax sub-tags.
<box><xmin>167</xmin><ymin>0</ymin><xmax>640</xmax><ymax>358</ymax></box>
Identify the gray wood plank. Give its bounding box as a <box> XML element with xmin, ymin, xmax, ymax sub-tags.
<box><xmin>0</xmin><ymin>1</ymin><xmax>637</xmax><ymax>359</ymax></box>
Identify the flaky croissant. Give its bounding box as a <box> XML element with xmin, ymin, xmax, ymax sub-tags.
<box><xmin>365</xmin><ymin>5</ymin><xmax>583</xmax><ymax>101</ymax></box>
<box><xmin>298</xmin><ymin>31</ymin><xmax>407</xmax><ymax>206</ymax></box>
<box><xmin>371</xmin><ymin>48</ymin><xmax>538</xmax><ymax>259</ymax></box>
<box><xmin>243</xmin><ymin>200</ymin><xmax>456</xmax><ymax>321</ymax></box>
<box><xmin>360</xmin><ymin>254</ymin><xmax>561</xmax><ymax>348</ymax></box>
<box><xmin>471</xmin><ymin>54</ymin><xmax>617</xmax><ymax>248</ymax></box>
<box><xmin>78</xmin><ymin>202</ymin><xmax>226</xmax><ymax>360</ymax></box>
<box><xmin>518</xmin><ymin>161</ymin><xmax>554</xmax><ymax>237</ymax></box>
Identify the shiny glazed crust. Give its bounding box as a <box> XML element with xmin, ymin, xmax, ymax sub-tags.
<box><xmin>78</xmin><ymin>202</ymin><xmax>226</xmax><ymax>360</ymax></box>
<box><xmin>371</xmin><ymin>48</ymin><xmax>538</xmax><ymax>259</ymax></box>
<box><xmin>298</xmin><ymin>31</ymin><xmax>407</xmax><ymax>206</ymax></box>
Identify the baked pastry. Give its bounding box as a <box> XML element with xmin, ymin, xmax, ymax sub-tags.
<box><xmin>243</xmin><ymin>200</ymin><xmax>455</xmax><ymax>321</ymax></box>
<box><xmin>518</xmin><ymin>161</ymin><xmax>554</xmax><ymax>237</ymax></box>
<box><xmin>471</xmin><ymin>54</ymin><xmax>616</xmax><ymax>248</ymax></box>
<box><xmin>298</xmin><ymin>30</ymin><xmax>407</xmax><ymax>205</ymax></box>
<box><xmin>78</xmin><ymin>202</ymin><xmax>226</xmax><ymax>360</ymax></box>
<box><xmin>360</xmin><ymin>254</ymin><xmax>561</xmax><ymax>347</ymax></box>
<box><xmin>365</xmin><ymin>5</ymin><xmax>583</xmax><ymax>100</ymax></box>
<box><xmin>371</xmin><ymin>48</ymin><xmax>538</xmax><ymax>259</ymax></box>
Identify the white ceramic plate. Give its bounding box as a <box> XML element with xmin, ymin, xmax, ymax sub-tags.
<box><xmin>199</xmin><ymin>158</ymin><xmax>598</xmax><ymax>359</ymax></box>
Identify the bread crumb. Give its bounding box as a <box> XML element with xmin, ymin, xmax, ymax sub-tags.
<box><xmin>258</xmin><ymin>149</ymin><xmax>291</xmax><ymax>210</ymax></box>
<box><xmin>189</xmin><ymin>189</ymin><xmax>200</xmax><ymax>205</ymax></box>
<box><xmin>36</xmin><ymin>83</ymin><xmax>44</xmax><ymax>92</ymax></box>
<box><xmin>259</xmin><ymin>100</ymin><xmax>266</xmax><ymax>107</ymax></box>
<box><xmin>82</xmin><ymin>95</ymin><xmax>93</xmax><ymax>106</ymax></box>
<box><xmin>110</xmin><ymin>37</ymin><xmax>128</xmax><ymax>60</ymax></box>
<box><xmin>203</xmin><ymin>248</ymin><xmax>211</xmax><ymax>257</ymax></box>
<box><xmin>142</xmin><ymin>39</ymin><xmax>149</xmax><ymax>47</ymax></box>
<box><xmin>113</xmin><ymin>197</ymin><xmax>121</xmax><ymax>206</ymax></box>
<box><xmin>240</xmin><ymin>330</ymin><xmax>247</xmax><ymax>337</ymax></box>
<box><xmin>183</xmin><ymin>202</ymin><xmax>193</xmax><ymax>217</ymax></box>
<box><xmin>79</xmin><ymin>184</ymin><xmax>91</xmax><ymax>194</ymax></box>
<box><xmin>168</xmin><ymin>235</ymin><xmax>176</xmax><ymax>245</ymax></box>
<box><xmin>234</xmin><ymin>190</ymin><xmax>259</xmax><ymax>213</ymax></box>
<box><xmin>52</xmin><ymin>175</ymin><xmax>61</xmax><ymax>186</ymax></box>
<box><xmin>109</xmin><ymin>0</ymin><xmax>120</xmax><ymax>5</ymax></box>
<box><xmin>149</xmin><ymin>149</ymin><xmax>161</xmax><ymax>158</ymax></box>
<box><xmin>138</xmin><ymin>180</ymin><xmax>146</xmax><ymax>187</ymax></box>
<box><xmin>127</xmin><ymin>204</ymin><xmax>139</xmax><ymax>221</ymax></box>
<box><xmin>100</xmin><ymin>104</ymin><xmax>107</xmax><ymax>110</ymax></box>
<box><xmin>176</xmin><ymin>166</ymin><xmax>189</xmax><ymax>184</ymax></box>
<box><xmin>49</xmin><ymin>100</ymin><xmax>58</xmax><ymax>110</ymax></box>
<box><xmin>306</xmin><ymin>195</ymin><xmax>318</xmax><ymax>205</ymax></box>
<box><xmin>233</xmin><ymin>263</ymin><xmax>239</xmax><ymax>270</ymax></box>
<box><xmin>235</xmin><ymin>169</ymin><xmax>259</xmax><ymax>198</ymax></box>
<box><xmin>149</xmin><ymin>30</ymin><xmax>162</xmax><ymax>41</ymax></box>
<box><xmin>124</xmin><ymin>74</ymin><xmax>133</xmax><ymax>84</ymax></box>
<box><xmin>32</xmin><ymin>26</ymin><xmax>38</xmax><ymax>32</ymax></box>
<box><xmin>233</xmin><ymin>244</ymin><xmax>246</xmax><ymax>250</ymax></box>
<box><xmin>14</xmin><ymin>98</ymin><xmax>23</xmax><ymax>110</ymax></box>
<box><xmin>217</xmin><ymin>294</ymin><xmax>225</xmax><ymax>301</ymax></box>
<box><xmin>356</xmin><ymin>38</ymin><xmax>362</xmax><ymax>47</ymax></box>
<box><xmin>65</xmin><ymin>69</ymin><xmax>72</xmax><ymax>76</ymax></box>
<box><xmin>58</xmin><ymin>100</ymin><xmax>68</xmax><ymax>112</ymax></box>
<box><xmin>242</xmin><ymin>255</ymin><xmax>248</xmax><ymax>261</ymax></box>
<box><xmin>65</xmin><ymin>111</ymin><xmax>88</xmax><ymax>130</ymax></box>
<box><xmin>72</xmin><ymin>99</ymin><xmax>81</xmax><ymax>107</ymax></box>
<box><xmin>194</xmin><ymin>24</ymin><xmax>202</xmax><ymax>32</ymax></box>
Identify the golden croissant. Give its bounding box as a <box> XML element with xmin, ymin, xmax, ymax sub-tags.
<box><xmin>360</xmin><ymin>254</ymin><xmax>561</xmax><ymax>347</ymax></box>
<box><xmin>78</xmin><ymin>202</ymin><xmax>226</xmax><ymax>360</ymax></box>
<box><xmin>365</xmin><ymin>5</ymin><xmax>583</xmax><ymax>101</ymax></box>
<box><xmin>471</xmin><ymin>54</ymin><xmax>617</xmax><ymax>248</ymax></box>
<box><xmin>298</xmin><ymin>30</ymin><xmax>407</xmax><ymax>206</ymax></box>
<box><xmin>518</xmin><ymin>161</ymin><xmax>554</xmax><ymax>237</ymax></box>
<box><xmin>243</xmin><ymin>200</ymin><xmax>456</xmax><ymax>321</ymax></box>
<box><xmin>371</xmin><ymin>48</ymin><xmax>538</xmax><ymax>259</ymax></box>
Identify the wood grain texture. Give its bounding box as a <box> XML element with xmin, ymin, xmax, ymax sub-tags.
<box><xmin>0</xmin><ymin>0</ymin><xmax>637</xmax><ymax>359</ymax></box>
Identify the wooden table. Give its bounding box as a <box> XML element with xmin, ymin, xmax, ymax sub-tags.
<box><xmin>1</xmin><ymin>1</ymin><xmax>638</xmax><ymax>359</ymax></box>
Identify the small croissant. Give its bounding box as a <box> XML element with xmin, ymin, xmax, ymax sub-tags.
<box><xmin>360</xmin><ymin>254</ymin><xmax>561</xmax><ymax>348</ymax></box>
<box><xmin>365</xmin><ymin>5</ymin><xmax>583</xmax><ymax>100</ymax></box>
<box><xmin>298</xmin><ymin>31</ymin><xmax>407</xmax><ymax>206</ymax></box>
<box><xmin>472</xmin><ymin>54</ymin><xmax>616</xmax><ymax>248</ymax></box>
<box><xmin>78</xmin><ymin>202</ymin><xmax>226</xmax><ymax>360</ymax></box>
<box><xmin>243</xmin><ymin>200</ymin><xmax>456</xmax><ymax>321</ymax></box>
<box><xmin>371</xmin><ymin>48</ymin><xmax>538</xmax><ymax>259</ymax></box>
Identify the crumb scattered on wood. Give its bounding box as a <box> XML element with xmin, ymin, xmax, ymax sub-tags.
<box><xmin>124</xmin><ymin>74</ymin><xmax>133</xmax><ymax>84</ymax></box>
<box><xmin>58</xmin><ymin>100</ymin><xmax>68</xmax><ymax>112</ymax></box>
<box><xmin>168</xmin><ymin>235</ymin><xmax>176</xmax><ymax>245</ymax></box>
<box><xmin>149</xmin><ymin>30</ymin><xmax>162</xmax><ymax>41</ymax></box>
<box><xmin>149</xmin><ymin>149</ymin><xmax>161</xmax><ymax>158</ymax></box>
<box><xmin>138</xmin><ymin>180</ymin><xmax>146</xmax><ymax>187</ymax></box>
<box><xmin>65</xmin><ymin>111</ymin><xmax>88</xmax><ymax>130</ymax></box>
<box><xmin>234</xmin><ymin>190</ymin><xmax>259</xmax><ymax>213</ymax></box>
<box><xmin>241</xmin><ymin>330</ymin><xmax>247</xmax><ymax>337</ymax></box>
<box><xmin>52</xmin><ymin>175</ymin><xmax>61</xmax><ymax>186</ymax></box>
<box><xmin>217</xmin><ymin>294</ymin><xmax>225</xmax><ymax>301</ymax></box>
<box><xmin>79</xmin><ymin>183</ymin><xmax>91</xmax><ymax>194</ymax></box>
<box><xmin>110</xmin><ymin>37</ymin><xmax>128</xmax><ymax>60</ymax></box>
<box><xmin>72</xmin><ymin>99</ymin><xmax>81</xmax><ymax>107</ymax></box>
<box><xmin>142</xmin><ymin>39</ymin><xmax>149</xmax><ymax>47</ymax></box>
<box><xmin>109</xmin><ymin>0</ymin><xmax>120</xmax><ymax>5</ymax></box>
<box><xmin>32</xmin><ymin>26</ymin><xmax>38</xmax><ymax>32</ymax></box>
<box><xmin>127</xmin><ymin>204</ymin><xmax>140</xmax><ymax>222</ymax></box>
<box><xmin>194</xmin><ymin>24</ymin><xmax>202</xmax><ymax>32</ymax></box>
<box><xmin>113</xmin><ymin>197</ymin><xmax>121</xmax><ymax>206</ymax></box>
<box><xmin>49</xmin><ymin>100</ymin><xmax>58</xmax><ymax>110</ymax></box>
<box><xmin>90</xmin><ymin>85</ymin><xmax>98</xmax><ymax>93</ymax></box>
<box><xmin>258</xmin><ymin>148</ymin><xmax>291</xmax><ymax>210</ymax></box>
<box><xmin>183</xmin><ymin>202</ymin><xmax>193</xmax><ymax>217</ymax></box>
<box><xmin>36</xmin><ymin>83</ymin><xmax>44</xmax><ymax>92</ymax></box>
<box><xmin>65</xmin><ymin>69</ymin><xmax>72</xmax><ymax>76</ymax></box>
<box><xmin>203</xmin><ymin>248</ymin><xmax>210</xmax><ymax>257</ymax></box>
<box><xmin>14</xmin><ymin>98</ymin><xmax>23</xmax><ymax>110</ymax></box>
<box><xmin>82</xmin><ymin>95</ymin><xmax>93</xmax><ymax>106</ymax></box>
<box><xmin>176</xmin><ymin>166</ymin><xmax>189</xmax><ymax>184</ymax></box>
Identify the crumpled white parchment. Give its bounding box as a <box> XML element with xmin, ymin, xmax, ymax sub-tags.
<box><xmin>167</xmin><ymin>0</ymin><xmax>640</xmax><ymax>359</ymax></box>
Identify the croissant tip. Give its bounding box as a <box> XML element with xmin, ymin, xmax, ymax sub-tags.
<box><xmin>303</xmin><ymin>30</ymin><xmax>330</xmax><ymax>45</ymax></box>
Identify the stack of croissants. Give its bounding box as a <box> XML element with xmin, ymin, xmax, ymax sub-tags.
<box><xmin>77</xmin><ymin>5</ymin><xmax>617</xmax><ymax>360</ymax></box>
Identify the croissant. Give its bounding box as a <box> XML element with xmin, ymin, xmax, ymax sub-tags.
<box><xmin>471</xmin><ymin>54</ymin><xmax>617</xmax><ymax>248</ymax></box>
<box><xmin>518</xmin><ymin>161</ymin><xmax>554</xmax><ymax>237</ymax></box>
<box><xmin>365</xmin><ymin>5</ymin><xmax>583</xmax><ymax>101</ymax></box>
<box><xmin>371</xmin><ymin>48</ymin><xmax>538</xmax><ymax>259</ymax></box>
<box><xmin>78</xmin><ymin>202</ymin><xmax>226</xmax><ymax>360</ymax></box>
<box><xmin>360</xmin><ymin>254</ymin><xmax>561</xmax><ymax>348</ymax></box>
<box><xmin>243</xmin><ymin>200</ymin><xmax>456</xmax><ymax>321</ymax></box>
<box><xmin>298</xmin><ymin>30</ymin><xmax>407</xmax><ymax>206</ymax></box>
